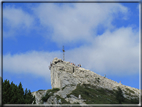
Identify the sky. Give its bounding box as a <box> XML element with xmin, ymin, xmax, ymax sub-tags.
<box><xmin>1</xmin><ymin>1</ymin><xmax>141</xmax><ymax>92</ymax></box>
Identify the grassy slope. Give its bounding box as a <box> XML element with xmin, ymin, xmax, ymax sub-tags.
<box><xmin>41</xmin><ymin>84</ymin><xmax>139</xmax><ymax>104</ymax></box>
<box><xmin>67</xmin><ymin>84</ymin><xmax>139</xmax><ymax>104</ymax></box>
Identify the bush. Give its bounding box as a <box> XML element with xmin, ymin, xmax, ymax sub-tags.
<box><xmin>52</xmin><ymin>88</ymin><xmax>60</xmax><ymax>92</ymax></box>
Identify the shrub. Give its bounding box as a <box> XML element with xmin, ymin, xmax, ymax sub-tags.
<box><xmin>51</xmin><ymin>88</ymin><xmax>60</xmax><ymax>92</ymax></box>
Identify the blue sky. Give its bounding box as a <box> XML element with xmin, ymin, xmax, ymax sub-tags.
<box><xmin>2</xmin><ymin>2</ymin><xmax>140</xmax><ymax>92</ymax></box>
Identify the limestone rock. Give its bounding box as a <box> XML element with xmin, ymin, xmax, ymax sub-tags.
<box><xmin>50</xmin><ymin>57</ymin><xmax>140</xmax><ymax>99</ymax></box>
<box><xmin>46</xmin><ymin>96</ymin><xmax>59</xmax><ymax>104</ymax></box>
<box><xmin>31</xmin><ymin>90</ymin><xmax>47</xmax><ymax>104</ymax></box>
<box><xmin>32</xmin><ymin>57</ymin><xmax>140</xmax><ymax>104</ymax></box>
<box><xmin>65</xmin><ymin>94</ymin><xmax>86</xmax><ymax>104</ymax></box>
<box><xmin>55</xmin><ymin>85</ymin><xmax>76</xmax><ymax>98</ymax></box>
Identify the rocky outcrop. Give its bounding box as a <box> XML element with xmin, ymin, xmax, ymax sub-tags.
<box><xmin>50</xmin><ymin>57</ymin><xmax>140</xmax><ymax>99</ymax></box>
<box><xmin>32</xmin><ymin>57</ymin><xmax>140</xmax><ymax>104</ymax></box>
<box><xmin>31</xmin><ymin>90</ymin><xmax>47</xmax><ymax>104</ymax></box>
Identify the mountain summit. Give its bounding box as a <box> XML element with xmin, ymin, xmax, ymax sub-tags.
<box><xmin>32</xmin><ymin>57</ymin><xmax>140</xmax><ymax>104</ymax></box>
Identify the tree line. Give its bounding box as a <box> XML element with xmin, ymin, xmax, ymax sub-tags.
<box><xmin>2</xmin><ymin>79</ymin><xmax>36</xmax><ymax>104</ymax></box>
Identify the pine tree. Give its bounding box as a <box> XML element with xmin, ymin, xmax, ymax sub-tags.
<box><xmin>3</xmin><ymin>79</ymin><xmax>11</xmax><ymax>104</ymax></box>
<box><xmin>24</xmin><ymin>88</ymin><xmax>29</xmax><ymax>104</ymax></box>
<box><xmin>9</xmin><ymin>82</ymin><xmax>18</xmax><ymax>104</ymax></box>
<box><xmin>2</xmin><ymin>79</ymin><xmax>36</xmax><ymax>104</ymax></box>
<box><xmin>17</xmin><ymin>82</ymin><xmax>24</xmax><ymax>104</ymax></box>
<box><xmin>27</xmin><ymin>90</ymin><xmax>33</xmax><ymax>103</ymax></box>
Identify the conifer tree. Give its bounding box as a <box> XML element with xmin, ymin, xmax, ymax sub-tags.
<box><xmin>17</xmin><ymin>82</ymin><xmax>24</xmax><ymax>104</ymax></box>
<box><xmin>9</xmin><ymin>82</ymin><xmax>18</xmax><ymax>104</ymax></box>
<box><xmin>3</xmin><ymin>79</ymin><xmax>11</xmax><ymax>104</ymax></box>
<box><xmin>2</xmin><ymin>79</ymin><xmax>36</xmax><ymax>104</ymax></box>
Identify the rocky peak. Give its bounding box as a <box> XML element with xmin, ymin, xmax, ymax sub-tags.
<box><xmin>32</xmin><ymin>57</ymin><xmax>140</xmax><ymax>104</ymax></box>
<box><xmin>50</xmin><ymin>58</ymin><xmax>140</xmax><ymax>98</ymax></box>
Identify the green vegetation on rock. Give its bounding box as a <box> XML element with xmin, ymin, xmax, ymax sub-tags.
<box><xmin>38</xmin><ymin>89</ymin><xmax>46</xmax><ymax>91</ymax></box>
<box><xmin>67</xmin><ymin>84</ymin><xmax>139</xmax><ymax>104</ymax></box>
<box><xmin>56</xmin><ymin>95</ymin><xmax>70</xmax><ymax>104</ymax></box>
<box><xmin>41</xmin><ymin>88</ymin><xmax>60</xmax><ymax>102</ymax></box>
<box><xmin>125</xmin><ymin>88</ymin><xmax>135</xmax><ymax>94</ymax></box>
<box><xmin>115</xmin><ymin>87</ymin><xmax>124</xmax><ymax>104</ymax></box>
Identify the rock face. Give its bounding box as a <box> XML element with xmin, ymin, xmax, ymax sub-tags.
<box><xmin>32</xmin><ymin>57</ymin><xmax>140</xmax><ymax>104</ymax></box>
<box><xmin>50</xmin><ymin>57</ymin><xmax>140</xmax><ymax>98</ymax></box>
<box><xmin>31</xmin><ymin>90</ymin><xmax>47</xmax><ymax>104</ymax></box>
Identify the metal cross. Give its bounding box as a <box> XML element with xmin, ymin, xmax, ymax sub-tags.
<box><xmin>62</xmin><ymin>46</ymin><xmax>65</xmax><ymax>61</ymax></box>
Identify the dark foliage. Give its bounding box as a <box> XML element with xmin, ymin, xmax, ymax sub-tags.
<box><xmin>2</xmin><ymin>79</ymin><xmax>36</xmax><ymax>104</ymax></box>
<box><xmin>115</xmin><ymin>87</ymin><xmax>125</xmax><ymax>104</ymax></box>
<box><xmin>130</xmin><ymin>98</ymin><xmax>139</xmax><ymax>104</ymax></box>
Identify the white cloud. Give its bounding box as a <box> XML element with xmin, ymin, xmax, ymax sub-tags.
<box><xmin>2</xmin><ymin>3</ymin><xmax>139</xmax><ymax>79</ymax></box>
<box><xmin>33</xmin><ymin>3</ymin><xmax>128</xmax><ymax>46</ymax></box>
<box><xmin>65</xmin><ymin>27</ymin><xmax>139</xmax><ymax>76</ymax></box>
<box><xmin>3</xmin><ymin>6</ymin><xmax>34</xmax><ymax>37</ymax></box>
<box><xmin>3</xmin><ymin>27</ymin><xmax>139</xmax><ymax>78</ymax></box>
<box><xmin>3</xmin><ymin>51</ymin><xmax>62</xmax><ymax>80</ymax></box>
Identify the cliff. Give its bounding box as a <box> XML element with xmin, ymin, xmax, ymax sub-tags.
<box><xmin>32</xmin><ymin>57</ymin><xmax>140</xmax><ymax>104</ymax></box>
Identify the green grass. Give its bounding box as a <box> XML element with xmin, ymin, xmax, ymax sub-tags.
<box><xmin>67</xmin><ymin>84</ymin><xmax>139</xmax><ymax>104</ymax></box>
<box><xmin>40</xmin><ymin>84</ymin><xmax>139</xmax><ymax>104</ymax></box>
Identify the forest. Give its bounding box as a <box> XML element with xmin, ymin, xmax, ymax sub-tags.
<box><xmin>2</xmin><ymin>79</ymin><xmax>36</xmax><ymax>104</ymax></box>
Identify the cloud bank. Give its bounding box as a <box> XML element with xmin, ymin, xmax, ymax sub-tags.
<box><xmin>33</xmin><ymin>3</ymin><xmax>128</xmax><ymax>46</ymax></box>
<box><xmin>3</xmin><ymin>3</ymin><xmax>139</xmax><ymax>79</ymax></box>
<box><xmin>3</xmin><ymin>27</ymin><xmax>139</xmax><ymax>78</ymax></box>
